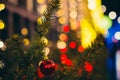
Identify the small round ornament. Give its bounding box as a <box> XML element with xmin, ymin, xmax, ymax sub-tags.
<box><xmin>39</xmin><ymin>60</ymin><xmax>55</xmax><ymax>75</ymax></box>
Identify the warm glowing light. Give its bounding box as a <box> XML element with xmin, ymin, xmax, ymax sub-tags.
<box><xmin>56</xmin><ymin>10</ymin><xmax>64</xmax><ymax>17</ymax></box>
<box><xmin>70</xmin><ymin>21</ymin><xmax>79</xmax><ymax>30</ymax></box>
<box><xmin>23</xmin><ymin>38</ymin><xmax>30</xmax><ymax>46</ymax></box>
<box><xmin>37</xmin><ymin>0</ymin><xmax>45</xmax><ymax>4</ymax></box>
<box><xmin>57</xmin><ymin>41</ymin><xmax>66</xmax><ymax>49</ymax></box>
<box><xmin>63</xmin><ymin>25</ymin><xmax>70</xmax><ymax>32</ymax></box>
<box><xmin>80</xmin><ymin>18</ymin><xmax>97</xmax><ymax>48</ymax></box>
<box><xmin>58</xmin><ymin>17</ymin><xmax>66</xmax><ymax>24</ymax></box>
<box><xmin>117</xmin><ymin>17</ymin><xmax>120</xmax><ymax>24</ymax></box>
<box><xmin>114</xmin><ymin>32</ymin><xmax>120</xmax><ymax>40</ymax></box>
<box><xmin>69</xmin><ymin>41</ymin><xmax>76</xmax><ymax>49</ymax></box>
<box><xmin>41</xmin><ymin>37</ymin><xmax>48</xmax><ymax>45</ymax></box>
<box><xmin>88</xmin><ymin>0</ymin><xmax>96</xmax><ymax>10</ymax></box>
<box><xmin>78</xmin><ymin>46</ymin><xmax>85</xmax><ymax>53</ymax></box>
<box><xmin>40</xmin><ymin>5</ymin><xmax>47</xmax><ymax>14</ymax></box>
<box><xmin>21</xmin><ymin>27</ymin><xmax>28</xmax><ymax>36</ymax></box>
<box><xmin>101</xmin><ymin>5</ymin><xmax>107</xmax><ymax>13</ymax></box>
<box><xmin>84</xmin><ymin>61</ymin><xmax>93</xmax><ymax>72</ymax></box>
<box><xmin>0</xmin><ymin>3</ymin><xmax>5</xmax><ymax>11</ymax></box>
<box><xmin>70</xmin><ymin>10</ymin><xmax>77</xmax><ymax>18</ymax></box>
<box><xmin>60</xmin><ymin>47</ymin><xmax>67</xmax><ymax>53</ymax></box>
<box><xmin>108</xmin><ymin>11</ymin><xmax>117</xmax><ymax>20</ymax></box>
<box><xmin>0</xmin><ymin>20</ymin><xmax>5</xmax><ymax>30</ymax></box>
<box><xmin>59</xmin><ymin>33</ymin><xmax>68</xmax><ymax>42</ymax></box>
<box><xmin>43</xmin><ymin>47</ymin><xmax>50</xmax><ymax>56</ymax></box>
<box><xmin>0</xmin><ymin>41</ymin><xmax>4</xmax><ymax>48</ymax></box>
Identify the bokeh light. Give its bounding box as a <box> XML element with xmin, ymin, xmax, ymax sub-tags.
<box><xmin>69</xmin><ymin>41</ymin><xmax>76</xmax><ymax>49</ymax></box>
<box><xmin>57</xmin><ymin>40</ymin><xmax>66</xmax><ymax>49</ymax></box>
<box><xmin>70</xmin><ymin>10</ymin><xmax>77</xmax><ymax>19</ymax></box>
<box><xmin>78</xmin><ymin>46</ymin><xmax>85</xmax><ymax>53</ymax></box>
<box><xmin>59</xmin><ymin>33</ymin><xmax>68</xmax><ymax>42</ymax></box>
<box><xmin>21</xmin><ymin>27</ymin><xmax>28</xmax><ymax>36</ymax></box>
<box><xmin>60</xmin><ymin>47</ymin><xmax>67</xmax><ymax>53</ymax></box>
<box><xmin>63</xmin><ymin>25</ymin><xmax>70</xmax><ymax>32</ymax></box>
<box><xmin>40</xmin><ymin>4</ymin><xmax>47</xmax><ymax>14</ymax></box>
<box><xmin>114</xmin><ymin>32</ymin><xmax>120</xmax><ymax>40</ymax></box>
<box><xmin>0</xmin><ymin>20</ymin><xmax>5</xmax><ymax>30</ymax></box>
<box><xmin>0</xmin><ymin>40</ymin><xmax>4</xmax><ymax>48</ymax></box>
<box><xmin>58</xmin><ymin>17</ymin><xmax>66</xmax><ymax>24</ymax></box>
<box><xmin>23</xmin><ymin>38</ymin><xmax>30</xmax><ymax>46</ymax></box>
<box><xmin>88</xmin><ymin>0</ymin><xmax>96</xmax><ymax>10</ymax></box>
<box><xmin>117</xmin><ymin>17</ymin><xmax>120</xmax><ymax>24</ymax></box>
<box><xmin>108</xmin><ymin>11</ymin><xmax>117</xmax><ymax>20</ymax></box>
<box><xmin>0</xmin><ymin>3</ymin><xmax>5</xmax><ymax>11</ymax></box>
<box><xmin>56</xmin><ymin>10</ymin><xmax>64</xmax><ymax>17</ymax></box>
<box><xmin>37</xmin><ymin>0</ymin><xmax>45</xmax><ymax>4</ymax></box>
<box><xmin>101</xmin><ymin>5</ymin><xmax>107</xmax><ymax>13</ymax></box>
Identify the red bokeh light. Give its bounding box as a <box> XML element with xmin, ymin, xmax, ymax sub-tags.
<box><xmin>69</xmin><ymin>41</ymin><xmax>76</xmax><ymax>49</ymax></box>
<box><xmin>84</xmin><ymin>61</ymin><xmax>93</xmax><ymax>72</ymax></box>
<box><xmin>78</xmin><ymin>46</ymin><xmax>85</xmax><ymax>53</ymax></box>
<box><xmin>63</xmin><ymin>25</ymin><xmax>70</xmax><ymax>32</ymax></box>
<box><xmin>65</xmin><ymin>59</ymin><xmax>72</xmax><ymax>66</ymax></box>
<box><xmin>60</xmin><ymin>53</ymin><xmax>68</xmax><ymax>64</ymax></box>
<box><xmin>60</xmin><ymin>47</ymin><xmax>67</xmax><ymax>53</ymax></box>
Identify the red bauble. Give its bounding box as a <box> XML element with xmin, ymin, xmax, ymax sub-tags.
<box><xmin>39</xmin><ymin>60</ymin><xmax>55</xmax><ymax>75</ymax></box>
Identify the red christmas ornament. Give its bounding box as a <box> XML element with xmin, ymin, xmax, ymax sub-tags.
<box><xmin>39</xmin><ymin>60</ymin><xmax>56</xmax><ymax>75</ymax></box>
<box><xmin>37</xmin><ymin>67</ymin><xmax>44</xmax><ymax>78</ymax></box>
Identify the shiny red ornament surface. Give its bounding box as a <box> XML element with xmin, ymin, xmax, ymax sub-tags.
<box><xmin>39</xmin><ymin>60</ymin><xmax>55</xmax><ymax>75</ymax></box>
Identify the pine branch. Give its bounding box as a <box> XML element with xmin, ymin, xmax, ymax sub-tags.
<box><xmin>35</xmin><ymin>0</ymin><xmax>60</xmax><ymax>36</ymax></box>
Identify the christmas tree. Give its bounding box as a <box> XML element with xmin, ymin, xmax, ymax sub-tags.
<box><xmin>0</xmin><ymin>0</ymin><xmax>111</xmax><ymax>80</ymax></box>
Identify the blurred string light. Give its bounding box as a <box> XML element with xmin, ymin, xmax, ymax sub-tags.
<box><xmin>21</xmin><ymin>27</ymin><xmax>28</xmax><ymax>36</ymax></box>
<box><xmin>37</xmin><ymin>0</ymin><xmax>45</xmax><ymax>4</ymax></box>
<box><xmin>114</xmin><ymin>32</ymin><xmax>120</xmax><ymax>40</ymax></box>
<box><xmin>117</xmin><ymin>17</ymin><xmax>120</xmax><ymax>24</ymax></box>
<box><xmin>59</xmin><ymin>33</ymin><xmax>68</xmax><ymax>42</ymax></box>
<box><xmin>57</xmin><ymin>40</ymin><xmax>66</xmax><ymax>49</ymax></box>
<box><xmin>23</xmin><ymin>38</ymin><xmax>30</xmax><ymax>46</ymax></box>
<box><xmin>58</xmin><ymin>17</ymin><xmax>66</xmax><ymax>24</ymax></box>
<box><xmin>70</xmin><ymin>10</ymin><xmax>77</xmax><ymax>19</ymax></box>
<box><xmin>0</xmin><ymin>40</ymin><xmax>4</xmax><ymax>48</ymax></box>
<box><xmin>0</xmin><ymin>3</ymin><xmax>5</xmax><ymax>11</ymax></box>
<box><xmin>0</xmin><ymin>20</ymin><xmax>5</xmax><ymax>30</ymax></box>
<box><xmin>0</xmin><ymin>40</ymin><xmax>6</xmax><ymax>51</ymax></box>
<box><xmin>101</xmin><ymin>5</ymin><xmax>107</xmax><ymax>13</ymax></box>
<box><xmin>88</xmin><ymin>0</ymin><xmax>96</xmax><ymax>10</ymax></box>
<box><xmin>108</xmin><ymin>11</ymin><xmax>117</xmax><ymax>20</ymax></box>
